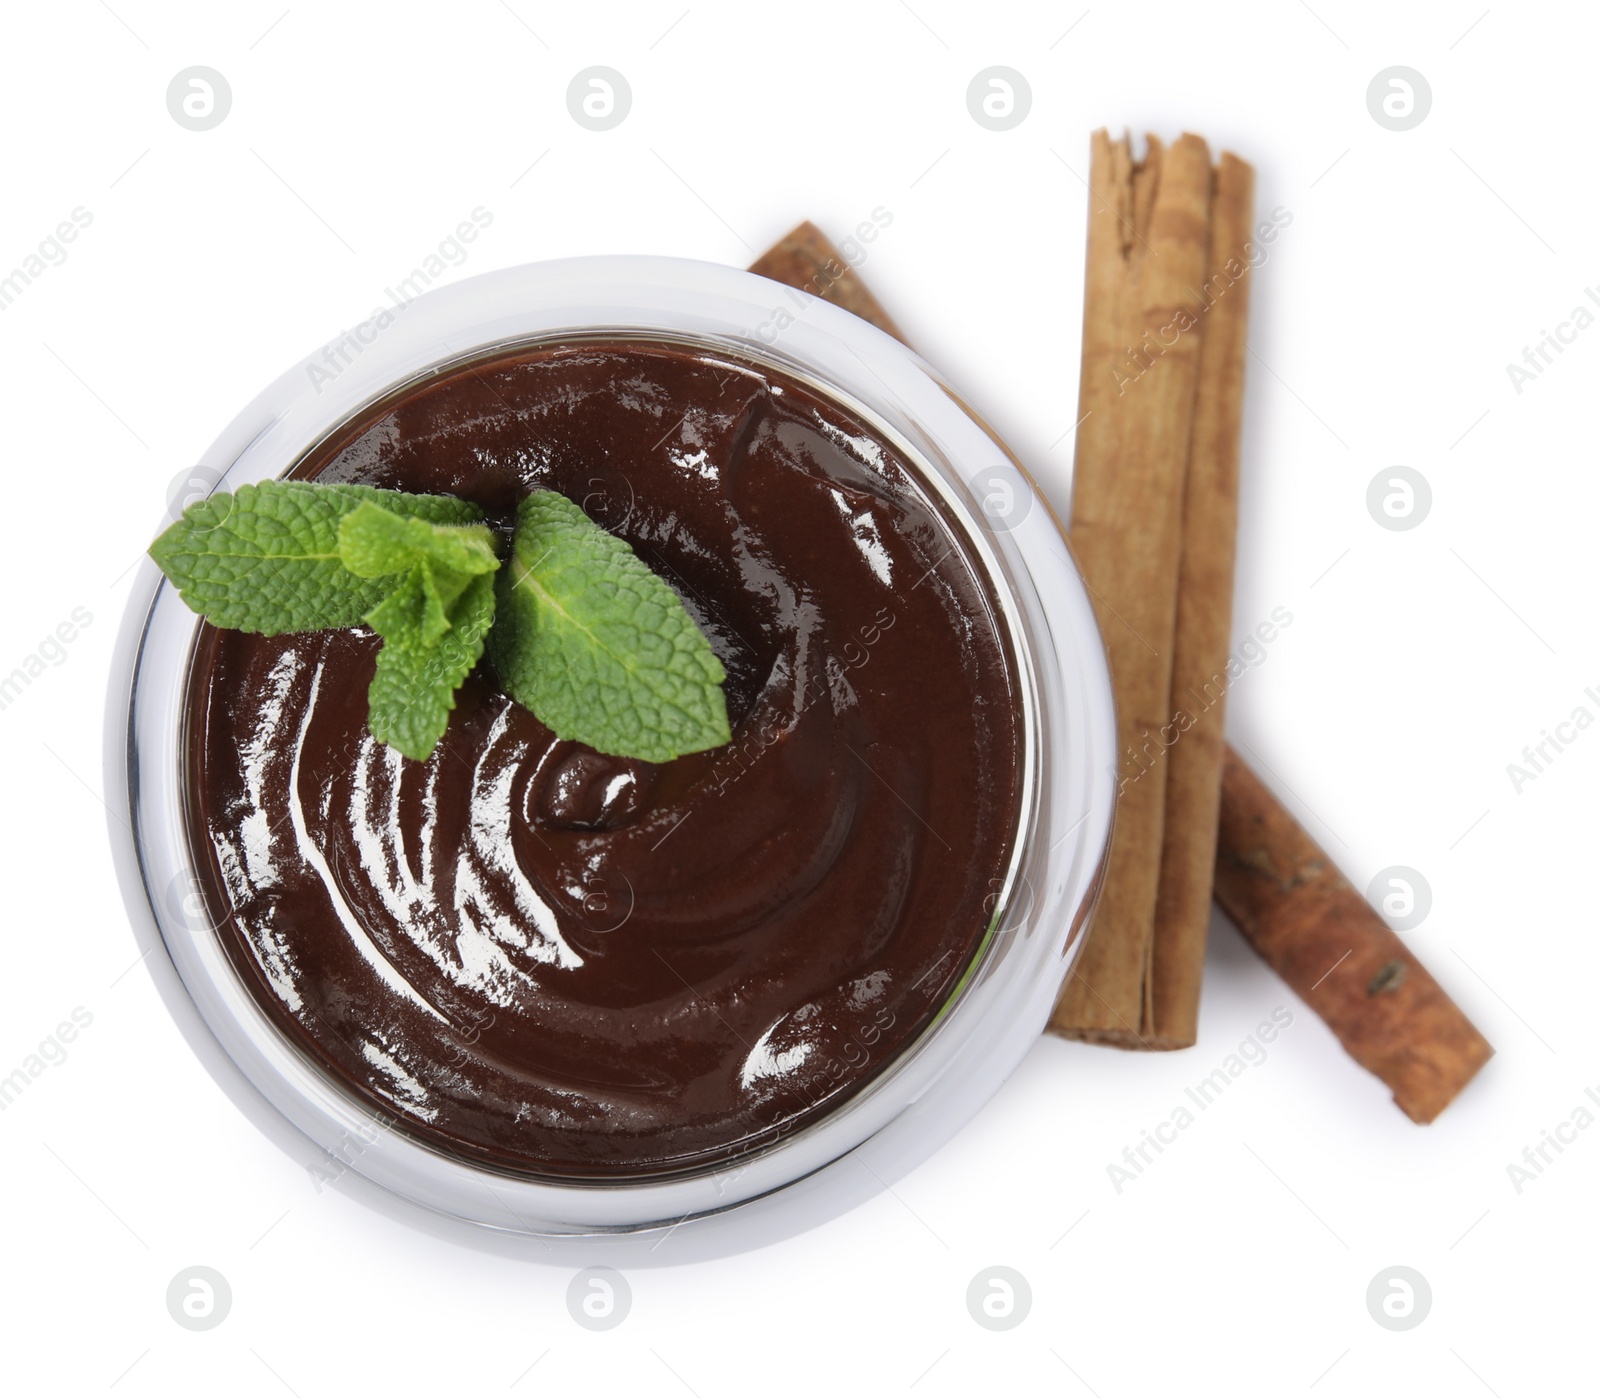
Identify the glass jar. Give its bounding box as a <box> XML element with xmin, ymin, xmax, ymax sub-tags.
<box><xmin>104</xmin><ymin>256</ymin><xmax>1115</xmax><ymax>1240</ymax></box>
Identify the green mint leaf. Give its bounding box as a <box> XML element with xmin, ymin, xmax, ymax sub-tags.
<box><xmin>367</xmin><ymin>571</ymin><xmax>498</xmax><ymax>761</ymax></box>
<box><xmin>491</xmin><ymin>490</ymin><xmax>730</xmax><ymax>763</ymax></box>
<box><xmin>364</xmin><ymin>564</ymin><xmax>453</xmax><ymax>649</ymax></box>
<box><xmin>337</xmin><ymin>501</ymin><xmax>499</xmax><ymax>648</ymax></box>
<box><xmin>337</xmin><ymin>501</ymin><xmax>499</xmax><ymax>581</ymax></box>
<box><xmin>150</xmin><ymin>480</ymin><xmax>484</xmax><ymax>634</ymax></box>
<box><xmin>342</xmin><ymin>502</ymin><xmax>504</xmax><ymax>758</ymax></box>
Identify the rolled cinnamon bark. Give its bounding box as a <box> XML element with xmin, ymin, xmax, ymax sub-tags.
<box><xmin>1214</xmin><ymin>749</ymin><xmax>1492</xmax><ymax>1123</ymax></box>
<box><xmin>1148</xmin><ymin>152</ymin><xmax>1256</xmax><ymax>1048</ymax></box>
<box><xmin>1049</xmin><ymin>131</ymin><xmax>1215</xmax><ymax>1047</ymax></box>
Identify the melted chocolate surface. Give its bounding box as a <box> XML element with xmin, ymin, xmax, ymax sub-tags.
<box><xmin>185</xmin><ymin>340</ymin><xmax>1022</xmax><ymax>1178</ymax></box>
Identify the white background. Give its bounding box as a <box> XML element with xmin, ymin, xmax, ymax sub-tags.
<box><xmin>1</xmin><ymin>1</ymin><xmax>1591</xmax><ymax>1394</ymax></box>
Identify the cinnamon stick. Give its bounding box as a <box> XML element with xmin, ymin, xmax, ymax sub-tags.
<box><xmin>1214</xmin><ymin>750</ymin><xmax>1493</xmax><ymax>1123</ymax></box>
<box><xmin>1048</xmin><ymin>132</ymin><xmax>1216</xmax><ymax>1047</ymax></box>
<box><xmin>1148</xmin><ymin>153</ymin><xmax>1256</xmax><ymax>1048</ymax></box>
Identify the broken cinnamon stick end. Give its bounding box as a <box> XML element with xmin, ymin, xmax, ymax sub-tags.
<box><xmin>1048</xmin><ymin>1023</ymin><xmax>1196</xmax><ymax>1052</ymax></box>
<box><xmin>1046</xmin><ymin>972</ymin><xmax>1196</xmax><ymax>1049</ymax></box>
<box><xmin>1391</xmin><ymin>1034</ymin><xmax>1495</xmax><ymax>1125</ymax></box>
<box><xmin>747</xmin><ymin>221</ymin><xmax>907</xmax><ymax>345</ymax></box>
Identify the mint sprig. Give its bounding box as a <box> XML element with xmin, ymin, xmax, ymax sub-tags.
<box><xmin>150</xmin><ymin>480</ymin><xmax>731</xmax><ymax>765</ymax></box>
